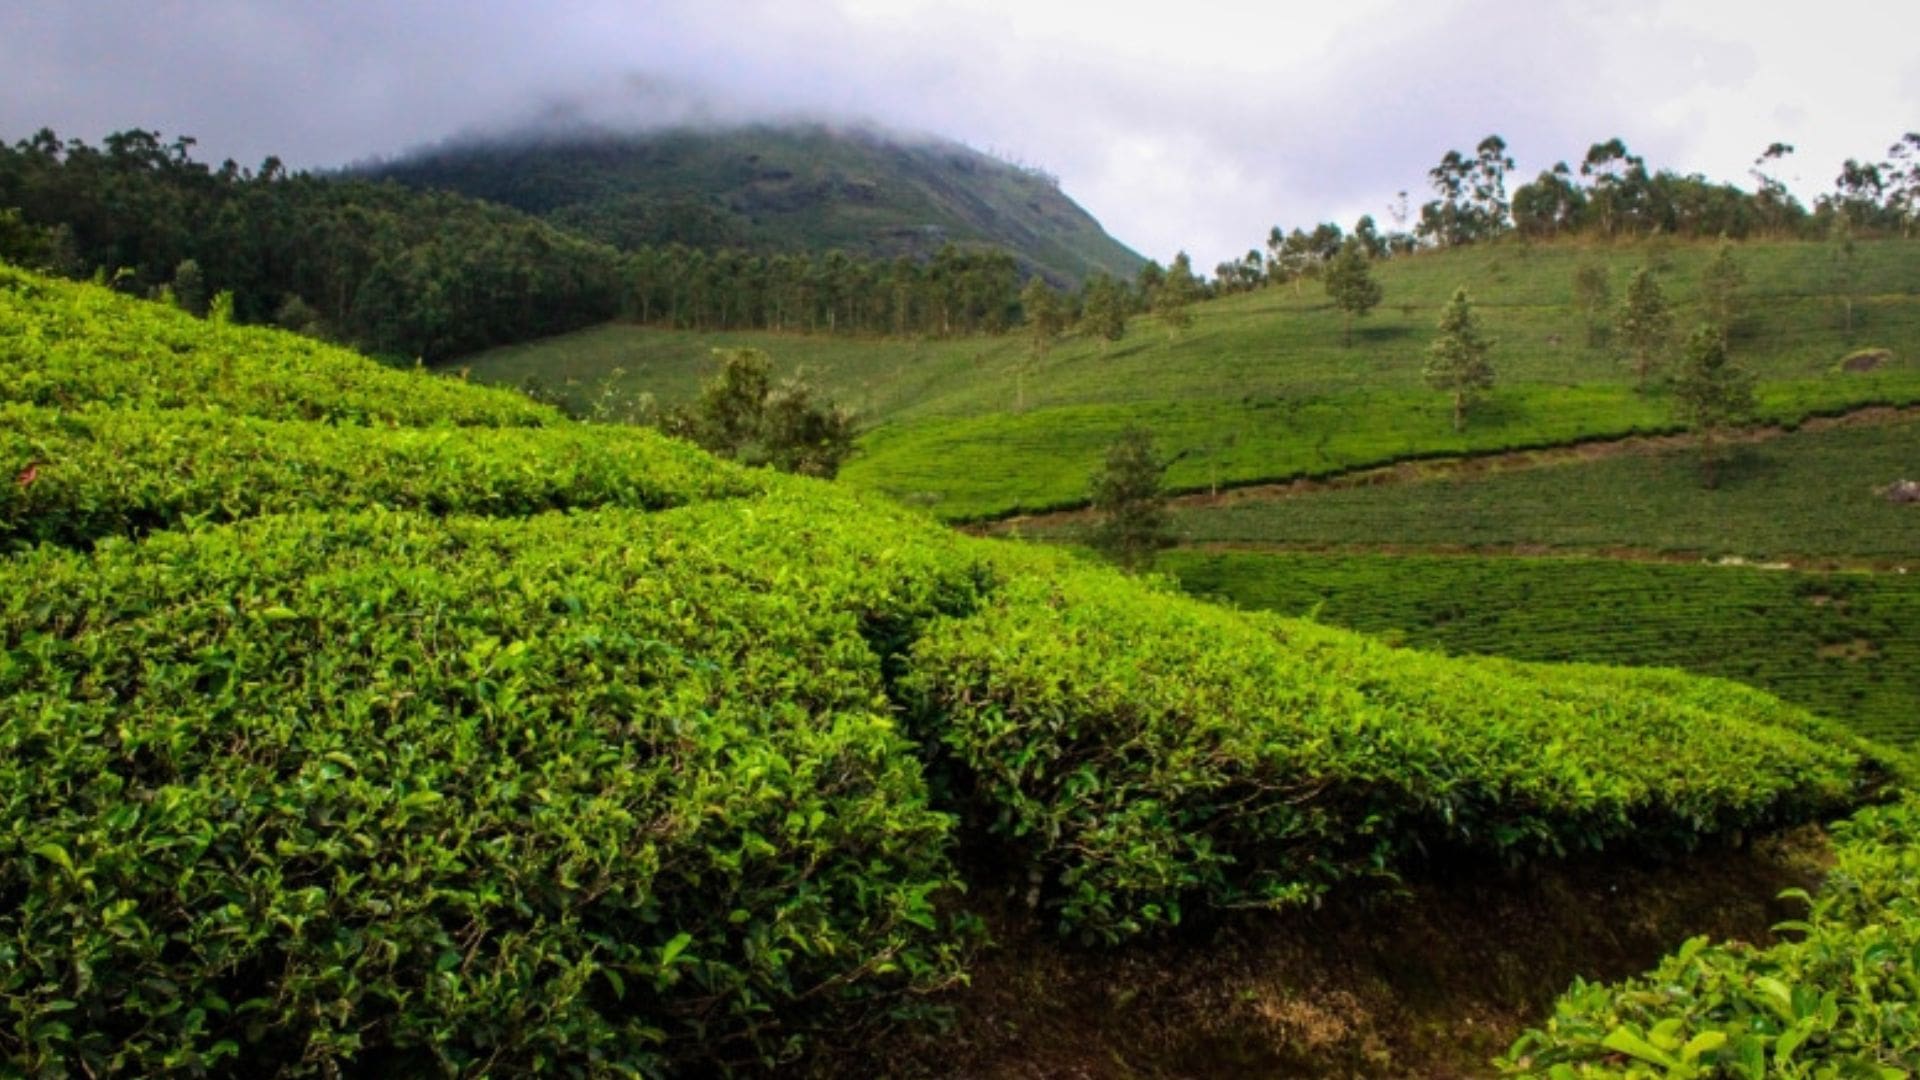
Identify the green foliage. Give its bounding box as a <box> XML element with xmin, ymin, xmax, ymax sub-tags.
<box><xmin>469</xmin><ymin>237</ymin><xmax>1920</xmax><ymax>520</ymax></box>
<box><xmin>1087</xmin><ymin>426</ymin><xmax>1171</xmax><ymax>570</ymax></box>
<box><xmin>1323</xmin><ymin>237</ymin><xmax>1384</xmax><ymax>345</ymax></box>
<box><xmin>1572</xmin><ymin>260</ymin><xmax>1613</xmax><ymax>347</ymax></box>
<box><xmin>1618</xmin><ymin>267</ymin><xmax>1674</xmax><ymax>392</ymax></box>
<box><xmin>0</xmin><ymin>402</ymin><xmax>764</xmax><ymax>550</ymax></box>
<box><xmin>1020</xmin><ymin>276</ymin><xmax>1065</xmax><ymax>360</ymax></box>
<box><xmin>904</xmin><ymin>570</ymin><xmax>1893</xmax><ymax>943</ymax></box>
<box><xmin>5</xmin><ymin>263</ymin><xmax>1911</xmax><ymax>1071</ymax></box>
<box><xmin>1152</xmin><ymin>252</ymin><xmax>1200</xmax><ymax>336</ymax></box>
<box><xmin>1165</xmin><ymin>550</ymin><xmax>1920</xmax><ymax>746</ymax></box>
<box><xmin>1501</xmin><ymin>794</ymin><xmax>1920</xmax><ymax>1078</ymax></box>
<box><xmin>0</xmin><ymin>262</ymin><xmax>555</xmax><ymax>427</ymax></box>
<box><xmin>664</xmin><ymin>348</ymin><xmax>857</xmax><ymax>478</ymax></box>
<box><xmin>365</xmin><ymin>124</ymin><xmax>1145</xmax><ymax>287</ymax></box>
<box><xmin>1079</xmin><ymin>273</ymin><xmax>1129</xmax><ymax>347</ymax></box>
<box><xmin>1425</xmin><ymin>287</ymin><xmax>1496</xmax><ymax>431</ymax></box>
<box><xmin>1699</xmin><ymin>242</ymin><xmax>1745</xmax><ymax>341</ymax></box>
<box><xmin>169</xmin><ymin>258</ymin><xmax>205</xmax><ymax>318</ymax></box>
<box><xmin>1166</xmin><ymin>415</ymin><xmax>1920</xmax><ymax>562</ymax></box>
<box><xmin>1672</xmin><ymin>326</ymin><xmax>1757</xmax><ymax>486</ymax></box>
<box><xmin>0</xmin><ymin>129</ymin><xmax>626</xmax><ymax>360</ymax></box>
<box><xmin>0</xmin><ymin>499</ymin><xmax>986</xmax><ymax>1075</ymax></box>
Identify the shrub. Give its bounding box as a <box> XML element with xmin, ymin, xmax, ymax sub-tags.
<box><xmin>0</xmin><ymin>496</ymin><xmax>997</xmax><ymax>1075</ymax></box>
<box><xmin>0</xmin><ymin>262</ymin><xmax>554</xmax><ymax>427</ymax></box>
<box><xmin>904</xmin><ymin>570</ymin><xmax>1896</xmax><ymax>942</ymax></box>
<box><xmin>1</xmin><ymin>402</ymin><xmax>766</xmax><ymax>549</ymax></box>
<box><xmin>1500</xmin><ymin>795</ymin><xmax>1920</xmax><ymax>1077</ymax></box>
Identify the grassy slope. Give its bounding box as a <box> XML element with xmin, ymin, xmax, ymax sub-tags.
<box><xmin>461</xmin><ymin>236</ymin><xmax>1920</xmax><ymax>519</ymax></box>
<box><xmin>1167</xmin><ymin>551</ymin><xmax>1920</xmax><ymax>746</ymax></box>
<box><xmin>370</xmin><ymin>124</ymin><xmax>1147</xmax><ymax>285</ymax></box>
<box><xmin>1164</xmin><ymin>415</ymin><xmax>1920</xmax><ymax>561</ymax></box>
<box><xmin>5</xmin><ymin>262</ymin><xmax>1908</xmax><ymax>1074</ymax></box>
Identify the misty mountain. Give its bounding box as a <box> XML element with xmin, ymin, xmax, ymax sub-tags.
<box><xmin>361</xmin><ymin>122</ymin><xmax>1146</xmax><ymax>286</ymax></box>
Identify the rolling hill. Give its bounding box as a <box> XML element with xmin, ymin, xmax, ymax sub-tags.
<box><xmin>6</xmin><ymin>261</ymin><xmax>1912</xmax><ymax>1074</ymax></box>
<box><xmin>363</xmin><ymin>122</ymin><xmax>1147</xmax><ymax>287</ymax></box>
<box><xmin>463</xmin><ymin>235</ymin><xmax>1920</xmax><ymax>520</ymax></box>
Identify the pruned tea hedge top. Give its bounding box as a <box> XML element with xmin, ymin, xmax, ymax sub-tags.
<box><xmin>905</xmin><ymin>572</ymin><xmax>1900</xmax><ymax>940</ymax></box>
<box><xmin>0</xmin><ymin>497</ymin><xmax>1000</xmax><ymax>1075</ymax></box>
<box><xmin>0</xmin><ymin>263</ymin><xmax>556</xmax><ymax>427</ymax></box>
<box><xmin>0</xmin><ymin>401</ymin><xmax>768</xmax><ymax>549</ymax></box>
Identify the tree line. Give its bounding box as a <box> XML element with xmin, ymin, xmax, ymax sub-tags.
<box><xmin>0</xmin><ymin>129</ymin><xmax>1063</xmax><ymax>358</ymax></box>
<box><xmin>1213</xmin><ymin>131</ymin><xmax>1920</xmax><ymax>295</ymax></box>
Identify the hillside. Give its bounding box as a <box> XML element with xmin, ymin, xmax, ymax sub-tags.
<box><xmin>365</xmin><ymin>123</ymin><xmax>1147</xmax><ymax>287</ymax></box>
<box><xmin>5</xmin><ymin>262</ymin><xmax>1911</xmax><ymax>1074</ymax></box>
<box><xmin>464</xmin><ymin>235</ymin><xmax>1920</xmax><ymax>520</ymax></box>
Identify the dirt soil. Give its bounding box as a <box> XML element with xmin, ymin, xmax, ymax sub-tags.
<box><xmin>840</xmin><ymin>828</ymin><xmax>1833</xmax><ymax>1079</ymax></box>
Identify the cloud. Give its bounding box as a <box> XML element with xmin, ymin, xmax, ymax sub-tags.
<box><xmin>3</xmin><ymin>1</ymin><xmax>1917</xmax><ymax>268</ymax></box>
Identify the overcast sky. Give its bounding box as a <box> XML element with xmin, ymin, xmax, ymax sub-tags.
<box><xmin>4</xmin><ymin>1</ymin><xmax>1917</xmax><ymax>268</ymax></box>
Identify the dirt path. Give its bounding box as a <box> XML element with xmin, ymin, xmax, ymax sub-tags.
<box><xmin>977</xmin><ymin>403</ymin><xmax>1920</xmax><ymax>537</ymax></box>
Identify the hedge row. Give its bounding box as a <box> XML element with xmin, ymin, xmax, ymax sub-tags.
<box><xmin>903</xmin><ymin>572</ymin><xmax>1903</xmax><ymax>941</ymax></box>
<box><xmin>0</xmin><ymin>496</ymin><xmax>1000</xmax><ymax>1075</ymax></box>
<box><xmin>0</xmin><ymin>263</ymin><xmax>555</xmax><ymax>427</ymax></box>
<box><xmin>1</xmin><ymin>402</ymin><xmax>767</xmax><ymax>549</ymax></box>
<box><xmin>1501</xmin><ymin>794</ymin><xmax>1920</xmax><ymax>1077</ymax></box>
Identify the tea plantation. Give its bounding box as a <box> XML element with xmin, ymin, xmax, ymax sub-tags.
<box><xmin>2</xmin><ymin>263</ymin><xmax>1915</xmax><ymax>1074</ymax></box>
<box><xmin>467</xmin><ymin>237</ymin><xmax>1920</xmax><ymax>520</ymax></box>
<box><xmin>1167</xmin><ymin>551</ymin><xmax>1920</xmax><ymax>747</ymax></box>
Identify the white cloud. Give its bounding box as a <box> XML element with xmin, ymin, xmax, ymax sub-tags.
<box><xmin>3</xmin><ymin>1</ymin><xmax>1916</xmax><ymax>267</ymax></box>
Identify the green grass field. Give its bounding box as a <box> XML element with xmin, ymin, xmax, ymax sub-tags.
<box><xmin>1166</xmin><ymin>550</ymin><xmax>1920</xmax><ymax>746</ymax></box>
<box><xmin>461</xmin><ymin>237</ymin><xmax>1920</xmax><ymax>519</ymax></box>
<box><xmin>1155</xmin><ymin>414</ymin><xmax>1920</xmax><ymax>561</ymax></box>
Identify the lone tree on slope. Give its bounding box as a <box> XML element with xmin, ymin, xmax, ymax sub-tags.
<box><xmin>1617</xmin><ymin>266</ymin><xmax>1673</xmax><ymax>392</ymax></box>
<box><xmin>1424</xmin><ymin>287</ymin><xmax>1496</xmax><ymax>433</ymax></box>
<box><xmin>1671</xmin><ymin>325</ymin><xmax>1756</xmax><ymax>488</ymax></box>
<box><xmin>1571</xmin><ymin>260</ymin><xmax>1612</xmax><ymax>347</ymax></box>
<box><xmin>1323</xmin><ymin>238</ymin><xmax>1384</xmax><ymax>347</ymax></box>
<box><xmin>1089</xmin><ymin>426</ymin><xmax>1173</xmax><ymax>571</ymax></box>
<box><xmin>1699</xmin><ymin>242</ymin><xmax>1746</xmax><ymax>345</ymax></box>
<box><xmin>1079</xmin><ymin>273</ymin><xmax>1129</xmax><ymax>352</ymax></box>
<box><xmin>1153</xmin><ymin>252</ymin><xmax>1201</xmax><ymax>338</ymax></box>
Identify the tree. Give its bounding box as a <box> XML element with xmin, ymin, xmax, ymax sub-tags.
<box><xmin>1322</xmin><ymin>238</ymin><xmax>1383</xmax><ymax>346</ymax></box>
<box><xmin>1888</xmin><ymin>132</ymin><xmax>1920</xmax><ymax>238</ymax></box>
<box><xmin>666</xmin><ymin>348</ymin><xmax>856</xmax><ymax>478</ymax></box>
<box><xmin>1748</xmin><ymin>142</ymin><xmax>1801</xmax><ymax>236</ymax></box>
<box><xmin>1079</xmin><ymin>273</ymin><xmax>1128</xmax><ymax>350</ymax></box>
<box><xmin>171</xmin><ymin>258</ymin><xmax>207</xmax><ymax>317</ymax></box>
<box><xmin>1698</xmin><ymin>242</ymin><xmax>1745</xmax><ymax>343</ymax></box>
<box><xmin>1828</xmin><ymin>218</ymin><xmax>1862</xmax><ymax>340</ymax></box>
<box><xmin>1020</xmin><ymin>276</ymin><xmax>1064</xmax><ymax>359</ymax></box>
<box><xmin>1088</xmin><ymin>426</ymin><xmax>1172</xmax><ymax>571</ymax></box>
<box><xmin>1571</xmin><ymin>261</ymin><xmax>1612</xmax><ymax>347</ymax></box>
<box><xmin>1153</xmin><ymin>252</ymin><xmax>1200</xmax><ymax>337</ymax></box>
<box><xmin>1424</xmin><ymin>287</ymin><xmax>1495</xmax><ymax>432</ymax></box>
<box><xmin>1616</xmin><ymin>267</ymin><xmax>1673</xmax><ymax>392</ymax></box>
<box><xmin>1671</xmin><ymin>325</ymin><xmax>1756</xmax><ymax>487</ymax></box>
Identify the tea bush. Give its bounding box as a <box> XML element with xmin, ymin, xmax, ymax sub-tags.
<box><xmin>0</xmin><ymin>263</ymin><xmax>554</xmax><ymax>427</ymax></box>
<box><xmin>904</xmin><ymin>573</ymin><xmax>1900</xmax><ymax>941</ymax></box>
<box><xmin>1</xmin><ymin>401</ymin><xmax>766</xmax><ymax>549</ymax></box>
<box><xmin>1501</xmin><ymin>794</ymin><xmax>1920</xmax><ymax>1077</ymax></box>
<box><xmin>0</xmin><ymin>496</ymin><xmax>998</xmax><ymax>1075</ymax></box>
<box><xmin>5</xmin><ymin>263</ymin><xmax>1909</xmax><ymax>1072</ymax></box>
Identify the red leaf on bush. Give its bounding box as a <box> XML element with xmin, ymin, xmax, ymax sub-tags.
<box><xmin>16</xmin><ymin>462</ymin><xmax>39</xmax><ymax>489</ymax></box>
